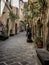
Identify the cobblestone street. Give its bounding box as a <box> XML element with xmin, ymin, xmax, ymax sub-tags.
<box><xmin>0</xmin><ymin>32</ymin><xmax>41</xmax><ymax>65</ymax></box>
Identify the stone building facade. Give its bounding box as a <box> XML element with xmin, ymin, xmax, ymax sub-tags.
<box><xmin>0</xmin><ymin>0</ymin><xmax>10</xmax><ymax>36</ymax></box>
<box><xmin>28</xmin><ymin>0</ymin><xmax>49</xmax><ymax>47</ymax></box>
<box><xmin>0</xmin><ymin>0</ymin><xmax>20</xmax><ymax>36</ymax></box>
<box><xmin>19</xmin><ymin>0</ymin><xmax>24</xmax><ymax>31</ymax></box>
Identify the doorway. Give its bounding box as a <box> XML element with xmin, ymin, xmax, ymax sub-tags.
<box><xmin>15</xmin><ymin>23</ymin><xmax>17</xmax><ymax>34</ymax></box>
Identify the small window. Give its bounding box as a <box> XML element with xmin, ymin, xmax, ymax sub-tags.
<box><xmin>9</xmin><ymin>0</ymin><xmax>12</xmax><ymax>9</ymax></box>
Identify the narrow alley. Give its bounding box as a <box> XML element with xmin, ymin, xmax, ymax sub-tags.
<box><xmin>0</xmin><ymin>32</ymin><xmax>41</xmax><ymax>65</ymax></box>
<box><xmin>0</xmin><ymin>0</ymin><xmax>49</xmax><ymax>65</ymax></box>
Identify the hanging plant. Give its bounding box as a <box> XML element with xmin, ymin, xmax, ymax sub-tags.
<box><xmin>9</xmin><ymin>11</ymin><xmax>19</xmax><ymax>21</ymax></box>
<box><xmin>29</xmin><ymin>0</ymin><xmax>48</xmax><ymax>19</ymax></box>
<box><xmin>30</xmin><ymin>1</ymin><xmax>41</xmax><ymax>19</ymax></box>
<box><xmin>9</xmin><ymin>11</ymin><xmax>16</xmax><ymax>21</ymax></box>
<box><xmin>37</xmin><ymin>19</ymin><xmax>43</xmax><ymax>36</ymax></box>
<box><xmin>30</xmin><ymin>2</ymin><xmax>40</xmax><ymax>12</ymax></box>
<box><xmin>31</xmin><ymin>11</ymin><xmax>41</xmax><ymax>18</ymax></box>
<box><xmin>38</xmin><ymin>0</ymin><xmax>48</xmax><ymax>11</ymax></box>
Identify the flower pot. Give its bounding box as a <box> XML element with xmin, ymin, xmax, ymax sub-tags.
<box><xmin>37</xmin><ymin>41</ymin><xmax>43</xmax><ymax>48</ymax></box>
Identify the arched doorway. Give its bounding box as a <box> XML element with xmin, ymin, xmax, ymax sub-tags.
<box><xmin>6</xmin><ymin>18</ymin><xmax>9</xmax><ymax>36</ymax></box>
<box><xmin>15</xmin><ymin>23</ymin><xmax>17</xmax><ymax>34</ymax></box>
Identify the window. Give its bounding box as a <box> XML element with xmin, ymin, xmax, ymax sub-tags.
<box><xmin>9</xmin><ymin>0</ymin><xmax>12</xmax><ymax>9</ymax></box>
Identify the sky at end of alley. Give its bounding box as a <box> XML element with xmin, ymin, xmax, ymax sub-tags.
<box><xmin>23</xmin><ymin>0</ymin><xmax>28</xmax><ymax>2</ymax></box>
<box><xmin>0</xmin><ymin>0</ymin><xmax>28</xmax><ymax>16</ymax></box>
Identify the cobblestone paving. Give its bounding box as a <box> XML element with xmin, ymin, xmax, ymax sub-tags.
<box><xmin>0</xmin><ymin>32</ymin><xmax>40</xmax><ymax>65</ymax></box>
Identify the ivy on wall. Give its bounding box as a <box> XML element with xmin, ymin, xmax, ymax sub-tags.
<box><xmin>29</xmin><ymin>0</ymin><xmax>48</xmax><ymax>19</ymax></box>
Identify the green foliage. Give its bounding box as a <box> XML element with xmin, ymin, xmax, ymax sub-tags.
<box><xmin>24</xmin><ymin>20</ymin><xmax>28</xmax><ymax>25</ymax></box>
<box><xmin>9</xmin><ymin>11</ymin><xmax>16</xmax><ymax>21</ymax></box>
<box><xmin>37</xmin><ymin>20</ymin><xmax>43</xmax><ymax>29</ymax></box>
<box><xmin>30</xmin><ymin>2</ymin><xmax>40</xmax><ymax>12</ymax></box>
<box><xmin>37</xmin><ymin>19</ymin><xmax>43</xmax><ymax>36</ymax></box>
<box><xmin>30</xmin><ymin>1</ymin><xmax>41</xmax><ymax>18</ymax></box>
<box><xmin>34</xmin><ymin>19</ymin><xmax>43</xmax><ymax>43</ymax></box>
<box><xmin>16</xmin><ymin>14</ymin><xmax>19</xmax><ymax>19</ymax></box>
<box><xmin>34</xmin><ymin>36</ymin><xmax>43</xmax><ymax>44</ymax></box>
<box><xmin>38</xmin><ymin>0</ymin><xmax>47</xmax><ymax>11</ymax></box>
<box><xmin>9</xmin><ymin>11</ymin><xmax>19</xmax><ymax>21</ymax></box>
<box><xmin>29</xmin><ymin>0</ymin><xmax>48</xmax><ymax>19</ymax></box>
<box><xmin>31</xmin><ymin>11</ymin><xmax>41</xmax><ymax>18</ymax></box>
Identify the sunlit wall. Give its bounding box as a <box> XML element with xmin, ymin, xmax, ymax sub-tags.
<box><xmin>23</xmin><ymin>0</ymin><xmax>28</xmax><ymax>2</ymax></box>
<box><xmin>0</xmin><ymin>0</ymin><xmax>6</xmax><ymax>17</ymax></box>
<box><xmin>11</xmin><ymin>0</ymin><xmax>19</xmax><ymax>8</ymax></box>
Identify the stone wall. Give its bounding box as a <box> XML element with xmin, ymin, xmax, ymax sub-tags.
<box><xmin>0</xmin><ymin>1</ymin><xmax>20</xmax><ymax>36</ymax></box>
<box><xmin>28</xmin><ymin>0</ymin><xmax>49</xmax><ymax>47</ymax></box>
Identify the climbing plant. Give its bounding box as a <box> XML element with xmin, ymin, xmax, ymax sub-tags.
<box><xmin>9</xmin><ymin>11</ymin><xmax>19</xmax><ymax>21</ymax></box>
<box><xmin>3</xmin><ymin>0</ymin><xmax>19</xmax><ymax>22</ymax></box>
<box><xmin>30</xmin><ymin>1</ymin><xmax>41</xmax><ymax>18</ymax></box>
<box><xmin>29</xmin><ymin>0</ymin><xmax>48</xmax><ymax>19</ymax></box>
<box><xmin>38</xmin><ymin>0</ymin><xmax>47</xmax><ymax>11</ymax></box>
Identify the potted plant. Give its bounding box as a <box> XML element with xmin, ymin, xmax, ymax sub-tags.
<box><xmin>34</xmin><ymin>19</ymin><xmax>43</xmax><ymax>48</ymax></box>
<box><xmin>35</xmin><ymin>36</ymin><xmax>43</xmax><ymax>48</ymax></box>
<box><xmin>37</xmin><ymin>19</ymin><xmax>43</xmax><ymax>36</ymax></box>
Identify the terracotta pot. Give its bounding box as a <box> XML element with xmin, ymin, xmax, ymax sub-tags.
<box><xmin>37</xmin><ymin>41</ymin><xmax>43</xmax><ymax>48</ymax></box>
